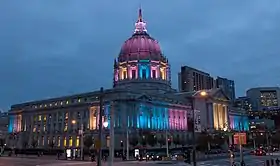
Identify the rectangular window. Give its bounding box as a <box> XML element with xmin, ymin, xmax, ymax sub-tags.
<box><xmin>152</xmin><ymin>70</ymin><xmax>156</xmax><ymax>78</ymax></box>
<box><xmin>63</xmin><ymin>137</ymin><xmax>67</xmax><ymax>147</ymax></box>
<box><xmin>42</xmin><ymin>136</ymin><xmax>44</xmax><ymax>146</ymax></box>
<box><xmin>123</xmin><ymin>71</ymin><xmax>127</xmax><ymax>79</ymax></box>
<box><xmin>57</xmin><ymin>136</ymin><xmax>61</xmax><ymax>147</ymax></box>
<box><xmin>64</xmin><ymin>123</ymin><xmax>68</xmax><ymax>132</ymax></box>
<box><xmin>132</xmin><ymin>70</ymin><xmax>136</xmax><ymax>79</ymax></box>
<box><xmin>69</xmin><ymin>136</ymin><xmax>73</xmax><ymax>147</ymax></box>
<box><xmin>76</xmin><ymin>136</ymin><xmax>80</xmax><ymax>147</ymax></box>
<box><xmin>142</xmin><ymin>69</ymin><xmax>147</xmax><ymax>79</ymax></box>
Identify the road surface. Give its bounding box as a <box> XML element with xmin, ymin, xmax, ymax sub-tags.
<box><xmin>1</xmin><ymin>154</ymin><xmax>280</xmax><ymax>166</ymax></box>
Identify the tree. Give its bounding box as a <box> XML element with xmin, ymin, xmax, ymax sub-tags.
<box><xmin>146</xmin><ymin>134</ymin><xmax>157</xmax><ymax>147</ymax></box>
<box><xmin>49</xmin><ymin>141</ymin><xmax>55</xmax><ymax>149</ymax></box>
<box><xmin>31</xmin><ymin>139</ymin><xmax>37</xmax><ymax>148</ymax></box>
<box><xmin>158</xmin><ymin>137</ymin><xmax>166</xmax><ymax>147</ymax></box>
<box><xmin>211</xmin><ymin>132</ymin><xmax>225</xmax><ymax>145</ymax></box>
<box><xmin>255</xmin><ymin>134</ymin><xmax>266</xmax><ymax>146</ymax></box>
<box><xmin>197</xmin><ymin>132</ymin><xmax>212</xmax><ymax>151</ymax></box>
<box><xmin>129</xmin><ymin>136</ymin><xmax>138</xmax><ymax>147</ymax></box>
<box><xmin>140</xmin><ymin>136</ymin><xmax>147</xmax><ymax>147</ymax></box>
<box><xmin>173</xmin><ymin>136</ymin><xmax>181</xmax><ymax>147</ymax></box>
<box><xmin>22</xmin><ymin>141</ymin><xmax>28</xmax><ymax>149</ymax></box>
<box><xmin>0</xmin><ymin>138</ymin><xmax>4</xmax><ymax>147</ymax></box>
<box><xmin>271</xmin><ymin>133</ymin><xmax>280</xmax><ymax>146</ymax></box>
<box><xmin>83</xmin><ymin>135</ymin><xmax>94</xmax><ymax>149</ymax></box>
<box><xmin>180</xmin><ymin>139</ymin><xmax>187</xmax><ymax>147</ymax></box>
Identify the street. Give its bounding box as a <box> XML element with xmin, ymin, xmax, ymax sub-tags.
<box><xmin>0</xmin><ymin>155</ymin><xmax>279</xmax><ymax>166</ymax></box>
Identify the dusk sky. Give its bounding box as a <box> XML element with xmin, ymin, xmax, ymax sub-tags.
<box><xmin>1</xmin><ymin>0</ymin><xmax>280</xmax><ymax>110</ymax></box>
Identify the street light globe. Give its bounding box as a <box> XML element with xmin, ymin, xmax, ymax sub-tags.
<box><xmin>71</xmin><ymin>120</ymin><xmax>76</xmax><ymax>124</ymax></box>
<box><xmin>223</xmin><ymin>128</ymin><xmax>227</xmax><ymax>132</ymax></box>
<box><xmin>200</xmin><ymin>91</ymin><xmax>207</xmax><ymax>96</ymax></box>
<box><xmin>103</xmin><ymin>121</ymin><xmax>109</xmax><ymax>128</ymax></box>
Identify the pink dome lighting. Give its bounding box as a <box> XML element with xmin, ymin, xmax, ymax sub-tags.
<box><xmin>118</xmin><ymin>8</ymin><xmax>163</xmax><ymax>62</ymax></box>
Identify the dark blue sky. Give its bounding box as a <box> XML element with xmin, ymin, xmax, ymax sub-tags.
<box><xmin>1</xmin><ymin>0</ymin><xmax>280</xmax><ymax>110</ymax></box>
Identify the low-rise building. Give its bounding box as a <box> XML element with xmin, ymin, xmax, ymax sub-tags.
<box><xmin>0</xmin><ymin>112</ymin><xmax>8</xmax><ymax>144</ymax></box>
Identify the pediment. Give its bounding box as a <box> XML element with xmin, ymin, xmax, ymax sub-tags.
<box><xmin>137</xmin><ymin>94</ymin><xmax>152</xmax><ymax>101</ymax></box>
<box><xmin>211</xmin><ymin>89</ymin><xmax>230</xmax><ymax>102</ymax></box>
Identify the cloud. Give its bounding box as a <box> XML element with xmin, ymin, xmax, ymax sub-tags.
<box><xmin>0</xmin><ymin>0</ymin><xmax>279</xmax><ymax>109</ymax></box>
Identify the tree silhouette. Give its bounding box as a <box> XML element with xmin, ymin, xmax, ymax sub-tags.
<box><xmin>140</xmin><ymin>136</ymin><xmax>147</xmax><ymax>147</ymax></box>
<box><xmin>158</xmin><ymin>137</ymin><xmax>166</xmax><ymax>147</ymax></box>
<box><xmin>0</xmin><ymin>139</ymin><xmax>4</xmax><ymax>147</ymax></box>
<box><xmin>83</xmin><ymin>135</ymin><xmax>94</xmax><ymax>149</ymax></box>
<box><xmin>173</xmin><ymin>136</ymin><xmax>181</xmax><ymax>147</ymax></box>
<box><xmin>146</xmin><ymin>134</ymin><xmax>157</xmax><ymax>147</ymax></box>
<box><xmin>31</xmin><ymin>139</ymin><xmax>37</xmax><ymax>148</ymax></box>
<box><xmin>129</xmin><ymin>136</ymin><xmax>138</xmax><ymax>147</ymax></box>
<box><xmin>197</xmin><ymin>132</ymin><xmax>212</xmax><ymax>151</ymax></box>
<box><xmin>49</xmin><ymin>141</ymin><xmax>55</xmax><ymax>149</ymax></box>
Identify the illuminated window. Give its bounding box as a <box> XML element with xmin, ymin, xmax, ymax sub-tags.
<box><xmin>63</xmin><ymin>137</ymin><xmax>67</xmax><ymax>147</ymax></box>
<box><xmin>43</xmin><ymin>125</ymin><xmax>46</xmax><ymax>131</ymax></box>
<box><xmin>123</xmin><ymin>71</ymin><xmax>127</xmax><ymax>79</ymax></box>
<box><xmin>40</xmin><ymin>105</ymin><xmax>42</xmax><ymax>108</ymax></box>
<box><xmin>33</xmin><ymin>126</ymin><xmax>36</xmax><ymax>132</ymax></box>
<box><xmin>69</xmin><ymin>136</ymin><xmax>73</xmax><ymax>147</ymax></box>
<box><xmin>38</xmin><ymin>115</ymin><xmax>42</xmax><ymax>121</ymax></box>
<box><xmin>65</xmin><ymin>113</ymin><xmax>68</xmax><ymax>119</ymax></box>
<box><xmin>44</xmin><ymin>104</ymin><xmax>47</xmax><ymax>107</ymax></box>
<box><xmin>106</xmin><ymin>136</ymin><xmax>110</xmax><ymax>147</ymax></box>
<box><xmin>78</xmin><ymin>98</ymin><xmax>81</xmax><ymax>102</ymax></box>
<box><xmin>43</xmin><ymin>115</ymin><xmax>47</xmax><ymax>121</ymax></box>
<box><xmin>47</xmin><ymin>137</ymin><xmax>50</xmax><ymax>145</ymax></box>
<box><xmin>42</xmin><ymin>136</ymin><xmax>44</xmax><ymax>146</ymax></box>
<box><xmin>64</xmin><ymin>123</ymin><xmax>68</xmax><ymax>132</ymax></box>
<box><xmin>66</xmin><ymin>101</ymin><xmax>69</xmax><ymax>104</ymax></box>
<box><xmin>55</xmin><ymin>102</ymin><xmax>58</xmax><ymax>106</ymax></box>
<box><xmin>60</xmin><ymin>101</ymin><xmax>63</xmax><ymax>105</ymax></box>
<box><xmin>57</xmin><ymin>136</ymin><xmax>61</xmax><ymax>147</ymax></box>
<box><xmin>152</xmin><ymin>70</ymin><xmax>156</xmax><ymax>78</ymax></box>
<box><xmin>49</xmin><ymin>103</ymin><xmax>52</xmax><ymax>106</ymax></box>
<box><xmin>142</xmin><ymin>69</ymin><xmax>147</xmax><ymax>79</ymax></box>
<box><xmin>76</xmin><ymin>136</ymin><xmax>80</xmax><ymax>147</ymax></box>
<box><xmin>160</xmin><ymin>68</ymin><xmax>165</xmax><ymax>79</ymax></box>
<box><xmin>132</xmin><ymin>70</ymin><xmax>136</xmax><ymax>79</ymax></box>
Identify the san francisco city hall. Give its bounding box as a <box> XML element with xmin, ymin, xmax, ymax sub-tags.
<box><xmin>7</xmin><ymin>9</ymin><xmax>236</xmax><ymax>150</ymax></box>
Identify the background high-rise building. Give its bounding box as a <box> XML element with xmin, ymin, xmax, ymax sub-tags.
<box><xmin>247</xmin><ymin>87</ymin><xmax>280</xmax><ymax>130</ymax></box>
<box><xmin>246</xmin><ymin>87</ymin><xmax>280</xmax><ymax>111</ymax></box>
<box><xmin>216</xmin><ymin>76</ymin><xmax>236</xmax><ymax>102</ymax></box>
<box><xmin>234</xmin><ymin>96</ymin><xmax>252</xmax><ymax>112</ymax></box>
<box><xmin>178</xmin><ymin>66</ymin><xmax>214</xmax><ymax>92</ymax></box>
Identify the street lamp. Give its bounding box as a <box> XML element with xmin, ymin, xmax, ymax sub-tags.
<box><xmin>103</xmin><ymin>121</ymin><xmax>109</xmax><ymax>128</ymax></box>
<box><xmin>71</xmin><ymin>120</ymin><xmax>76</xmax><ymax>124</ymax></box>
<box><xmin>200</xmin><ymin>91</ymin><xmax>207</xmax><ymax>97</ymax></box>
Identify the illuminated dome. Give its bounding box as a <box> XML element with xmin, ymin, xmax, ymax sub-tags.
<box><xmin>113</xmin><ymin>8</ymin><xmax>173</xmax><ymax>93</ymax></box>
<box><xmin>118</xmin><ymin>8</ymin><xmax>164</xmax><ymax>62</ymax></box>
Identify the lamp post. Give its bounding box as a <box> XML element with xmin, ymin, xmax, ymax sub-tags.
<box><xmin>97</xmin><ymin>87</ymin><xmax>104</xmax><ymax>166</ymax></box>
<box><xmin>165</xmin><ymin>129</ymin><xmax>169</xmax><ymax>157</ymax></box>
<box><xmin>108</xmin><ymin>101</ymin><xmax>115</xmax><ymax>166</ymax></box>
<box><xmin>191</xmin><ymin>90</ymin><xmax>207</xmax><ymax>166</ymax></box>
